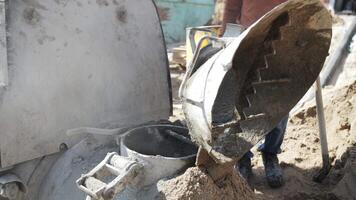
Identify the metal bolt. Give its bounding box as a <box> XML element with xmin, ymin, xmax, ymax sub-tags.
<box><xmin>103</xmin><ymin>188</ymin><xmax>115</xmax><ymax>199</ymax></box>
<box><xmin>0</xmin><ymin>184</ymin><xmax>4</xmax><ymax>196</ymax></box>
<box><xmin>0</xmin><ymin>182</ymin><xmax>19</xmax><ymax>200</ymax></box>
<box><xmin>59</xmin><ymin>143</ymin><xmax>68</xmax><ymax>152</ymax></box>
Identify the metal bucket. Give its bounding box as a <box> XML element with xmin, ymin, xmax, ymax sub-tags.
<box><xmin>120</xmin><ymin>125</ymin><xmax>197</xmax><ymax>186</ymax></box>
<box><xmin>77</xmin><ymin>125</ymin><xmax>198</xmax><ymax>200</ymax></box>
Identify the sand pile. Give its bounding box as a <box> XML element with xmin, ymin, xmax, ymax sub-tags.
<box><xmin>158</xmin><ymin>167</ymin><xmax>255</xmax><ymax>200</ymax></box>
<box><xmin>252</xmin><ymin>80</ymin><xmax>356</xmax><ymax>199</ymax></box>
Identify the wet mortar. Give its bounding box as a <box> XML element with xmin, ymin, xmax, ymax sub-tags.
<box><xmin>122</xmin><ymin>126</ymin><xmax>198</xmax><ymax>158</ymax></box>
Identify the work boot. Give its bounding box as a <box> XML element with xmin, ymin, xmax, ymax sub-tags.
<box><xmin>237</xmin><ymin>155</ymin><xmax>253</xmax><ymax>181</ymax></box>
<box><xmin>262</xmin><ymin>152</ymin><xmax>284</xmax><ymax>188</ymax></box>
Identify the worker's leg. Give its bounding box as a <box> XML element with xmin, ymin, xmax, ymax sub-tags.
<box><xmin>237</xmin><ymin>151</ymin><xmax>253</xmax><ymax>181</ymax></box>
<box><xmin>238</xmin><ymin>116</ymin><xmax>288</xmax><ymax>186</ymax></box>
<box><xmin>259</xmin><ymin>115</ymin><xmax>289</xmax><ymax>188</ymax></box>
<box><xmin>258</xmin><ymin>115</ymin><xmax>288</xmax><ymax>154</ymax></box>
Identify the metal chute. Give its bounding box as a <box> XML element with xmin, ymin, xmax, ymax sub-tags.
<box><xmin>181</xmin><ymin>0</ymin><xmax>332</xmax><ymax>163</ymax></box>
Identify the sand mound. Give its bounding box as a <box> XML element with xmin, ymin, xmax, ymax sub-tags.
<box><xmin>284</xmin><ymin>80</ymin><xmax>355</xmax><ymax>169</ymax></box>
<box><xmin>158</xmin><ymin>167</ymin><xmax>255</xmax><ymax>200</ymax></box>
<box><xmin>252</xmin><ymin>80</ymin><xmax>356</xmax><ymax>199</ymax></box>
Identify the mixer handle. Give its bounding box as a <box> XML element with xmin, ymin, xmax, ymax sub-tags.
<box><xmin>76</xmin><ymin>152</ymin><xmax>144</xmax><ymax>200</ymax></box>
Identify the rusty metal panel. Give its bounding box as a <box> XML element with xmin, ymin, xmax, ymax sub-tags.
<box><xmin>0</xmin><ymin>0</ymin><xmax>170</xmax><ymax>167</ymax></box>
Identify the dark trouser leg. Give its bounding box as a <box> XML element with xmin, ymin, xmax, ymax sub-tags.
<box><xmin>238</xmin><ymin>116</ymin><xmax>288</xmax><ymax>184</ymax></box>
<box><xmin>260</xmin><ymin>115</ymin><xmax>289</xmax><ymax>188</ymax></box>
<box><xmin>241</xmin><ymin>115</ymin><xmax>288</xmax><ymax>158</ymax></box>
<box><xmin>258</xmin><ymin>115</ymin><xmax>289</xmax><ymax>154</ymax></box>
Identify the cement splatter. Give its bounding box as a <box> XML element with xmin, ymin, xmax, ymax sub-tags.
<box><xmin>116</xmin><ymin>6</ymin><xmax>127</xmax><ymax>23</ymax></box>
<box><xmin>23</xmin><ymin>7</ymin><xmax>41</xmax><ymax>26</ymax></box>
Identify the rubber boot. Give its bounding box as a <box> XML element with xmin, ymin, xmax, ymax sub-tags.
<box><xmin>237</xmin><ymin>155</ymin><xmax>253</xmax><ymax>182</ymax></box>
<box><xmin>262</xmin><ymin>152</ymin><xmax>284</xmax><ymax>188</ymax></box>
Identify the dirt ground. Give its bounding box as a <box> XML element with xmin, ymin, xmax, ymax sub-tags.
<box><xmin>252</xmin><ymin>80</ymin><xmax>356</xmax><ymax>200</ymax></box>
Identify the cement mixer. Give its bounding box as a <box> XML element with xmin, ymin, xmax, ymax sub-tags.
<box><xmin>0</xmin><ymin>0</ymin><xmax>174</xmax><ymax>199</ymax></box>
<box><xmin>0</xmin><ymin>0</ymin><xmax>332</xmax><ymax>199</ymax></box>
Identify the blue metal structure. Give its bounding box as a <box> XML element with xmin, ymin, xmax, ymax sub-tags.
<box><xmin>154</xmin><ymin>0</ymin><xmax>215</xmax><ymax>44</ymax></box>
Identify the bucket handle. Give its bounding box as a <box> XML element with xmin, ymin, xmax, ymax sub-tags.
<box><xmin>179</xmin><ymin>36</ymin><xmax>225</xmax><ymax>99</ymax></box>
<box><xmin>188</xmin><ymin>26</ymin><xmax>221</xmax><ymax>53</ymax></box>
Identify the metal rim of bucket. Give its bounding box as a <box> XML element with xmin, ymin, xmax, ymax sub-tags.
<box><xmin>120</xmin><ymin>124</ymin><xmax>198</xmax><ymax>160</ymax></box>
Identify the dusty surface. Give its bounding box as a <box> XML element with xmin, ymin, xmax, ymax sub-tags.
<box><xmin>249</xmin><ymin>16</ymin><xmax>356</xmax><ymax>200</ymax></box>
<box><xmin>328</xmin><ymin>16</ymin><xmax>356</xmax><ymax>86</ymax></box>
<box><xmin>158</xmin><ymin>167</ymin><xmax>255</xmax><ymax>200</ymax></box>
<box><xmin>251</xmin><ymin>80</ymin><xmax>356</xmax><ymax>200</ymax></box>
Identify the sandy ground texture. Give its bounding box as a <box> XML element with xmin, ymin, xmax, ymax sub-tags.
<box><xmin>157</xmin><ymin>167</ymin><xmax>255</xmax><ymax>200</ymax></box>
<box><xmin>251</xmin><ymin>80</ymin><xmax>356</xmax><ymax>200</ymax></box>
<box><xmin>250</xmin><ymin>16</ymin><xmax>356</xmax><ymax>199</ymax></box>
